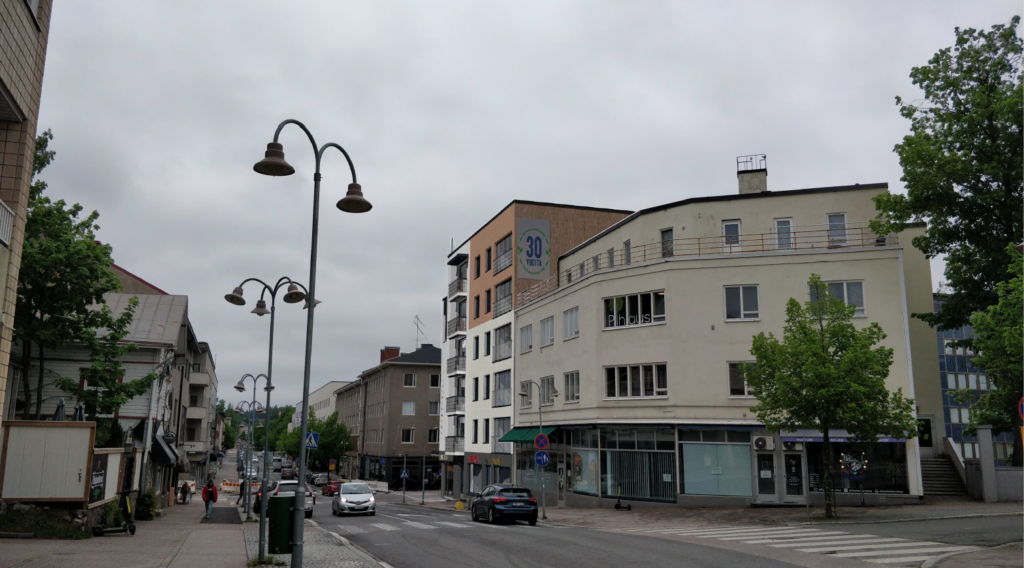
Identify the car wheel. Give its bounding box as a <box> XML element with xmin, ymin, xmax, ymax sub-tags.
<box><xmin>470</xmin><ymin>506</ymin><xmax>478</xmax><ymax>522</ymax></box>
<box><xmin>528</xmin><ymin>517</ymin><xmax>537</xmax><ymax>526</ymax></box>
<box><xmin>487</xmin><ymin>507</ymin><xmax>496</xmax><ymax>525</ymax></box>
<box><xmin>305</xmin><ymin>510</ymin><xmax>312</xmax><ymax>519</ymax></box>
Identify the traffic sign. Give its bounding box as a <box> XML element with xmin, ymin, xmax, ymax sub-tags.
<box><xmin>1018</xmin><ymin>397</ymin><xmax>1023</xmax><ymax>420</ymax></box>
<box><xmin>534</xmin><ymin>433</ymin><xmax>550</xmax><ymax>450</ymax></box>
<box><xmin>329</xmin><ymin>458</ymin><xmax>337</xmax><ymax>465</ymax></box>
<box><xmin>535</xmin><ymin>450</ymin><xmax>550</xmax><ymax>467</ymax></box>
<box><xmin>379</xmin><ymin>457</ymin><xmax>387</xmax><ymax>465</ymax></box>
<box><xmin>304</xmin><ymin>432</ymin><xmax>319</xmax><ymax>449</ymax></box>
<box><xmin>400</xmin><ymin>469</ymin><xmax>410</xmax><ymax>480</ymax></box>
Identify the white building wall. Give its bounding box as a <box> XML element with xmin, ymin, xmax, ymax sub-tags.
<box><xmin>464</xmin><ymin>309</ymin><xmax>515</xmax><ymax>455</ymax></box>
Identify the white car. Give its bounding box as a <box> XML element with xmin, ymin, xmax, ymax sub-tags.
<box><xmin>332</xmin><ymin>482</ymin><xmax>376</xmax><ymax>516</ymax></box>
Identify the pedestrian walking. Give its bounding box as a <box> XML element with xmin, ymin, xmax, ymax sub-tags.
<box><xmin>236</xmin><ymin>479</ymin><xmax>247</xmax><ymax>505</ymax></box>
<box><xmin>201</xmin><ymin>479</ymin><xmax>218</xmax><ymax>519</ymax></box>
<box><xmin>179</xmin><ymin>480</ymin><xmax>191</xmax><ymax>504</ymax></box>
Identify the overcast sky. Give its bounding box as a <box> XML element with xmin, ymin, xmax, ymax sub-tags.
<box><xmin>35</xmin><ymin>2</ymin><xmax>1019</xmax><ymax>408</ymax></box>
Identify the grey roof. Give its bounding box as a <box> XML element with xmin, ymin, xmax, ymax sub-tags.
<box><xmin>358</xmin><ymin>343</ymin><xmax>441</xmax><ymax>379</ymax></box>
<box><xmin>94</xmin><ymin>293</ymin><xmax>187</xmax><ymax>347</ymax></box>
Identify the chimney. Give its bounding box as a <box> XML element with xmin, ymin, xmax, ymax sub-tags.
<box><xmin>380</xmin><ymin>346</ymin><xmax>401</xmax><ymax>363</ymax></box>
<box><xmin>737</xmin><ymin>154</ymin><xmax>767</xmax><ymax>194</ymax></box>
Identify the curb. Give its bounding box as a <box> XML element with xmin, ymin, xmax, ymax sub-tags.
<box><xmin>919</xmin><ymin>541</ymin><xmax>1023</xmax><ymax>568</ymax></box>
<box><xmin>788</xmin><ymin>511</ymin><xmax>1023</xmax><ymax>526</ymax></box>
<box><xmin>323</xmin><ymin>527</ymin><xmax>385</xmax><ymax>567</ymax></box>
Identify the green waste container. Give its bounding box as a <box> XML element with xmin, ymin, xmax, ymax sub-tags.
<box><xmin>267</xmin><ymin>494</ymin><xmax>293</xmax><ymax>554</ymax></box>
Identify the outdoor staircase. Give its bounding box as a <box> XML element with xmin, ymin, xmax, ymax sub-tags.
<box><xmin>920</xmin><ymin>455</ymin><xmax>967</xmax><ymax>496</ymax></box>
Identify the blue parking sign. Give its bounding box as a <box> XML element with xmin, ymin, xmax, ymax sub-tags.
<box><xmin>535</xmin><ymin>450</ymin><xmax>550</xmax><ymax>467</ymax></box>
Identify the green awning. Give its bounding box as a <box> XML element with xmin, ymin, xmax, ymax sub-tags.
<box><xmin>498</xmin><ymin>426</ymin><xmax>557</xmax><ymax>443</ymax></box>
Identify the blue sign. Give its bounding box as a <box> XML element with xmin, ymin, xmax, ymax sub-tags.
<box><xmin>304</xmin><ymin>432</ymin><xmax>319</xmax><ymax>449</ymax></box>
<box><xmin>535</xmin><ymin>450</ymin><xmax>550</xmax><ymax>467</ymax></box>
<box><xmin>379</xmin><ymin>458</ymin><xmax>386</xmax><ymax>465</ymax></box>
<box><xmin>400</xmin><ymin>469</ymin><xmax>409</xmax><ymax>480</ymax></box>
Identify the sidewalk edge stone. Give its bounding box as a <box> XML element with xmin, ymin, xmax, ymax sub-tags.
<box><xmin>920</xmin><ymin>541</ymin><xmax>1023</xmax><ymax>568</ymax></box>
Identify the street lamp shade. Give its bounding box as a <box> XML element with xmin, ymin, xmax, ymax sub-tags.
<box><xmin>336</xmin><ymin>183</ymin><xmax>372</xmax><ymax>213</ymax></box>
<box><xmin>519</xmin><ymin>387</ymin><xmax>530</xmax><ymax>397</ymax></box>
<box><xmin>551</xmin><ymin>388</ymin><xmax>560</xmax><ymax>398</ymax></box>
<box><xmin>251</xmin><ymin>300</ymin><xmax>271</xmax><ymax>317</ymax></box>
<box><xmin>264</xmin><ymin>384</ymin><xmax>276</xmax><ymax>392</ymax></box>
<box><xmin>253</xmin><ymin>142</ymin><xmax>295</xmax><ymax>177</ymax></box>
<box><xmin>303</xmin><ymin>298</ymin><xmax>322</xmax><ymax>310</ymax></box>
<box><xmin>282</xmin><ymin>283</ymin><xmax>306</xmax><ymax>304</ymax></box>
<box><xmin>234</xmin><ymin>380</ymin><xmax>246</xmax><ymax>392</ymax></box>
<box><xmin>225</xmin><ymin>287</ymin><xmax>246</xmax><ymax>306</ymax></box>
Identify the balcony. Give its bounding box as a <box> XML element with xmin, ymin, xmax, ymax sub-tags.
<box><xmin>492</xmin><ymin>435</ymin><xmax>512</xmax><ymax>455</ymax></box>
<box><xmin>190</xmin><ymin>371</ymin><xmax>211</xmax><ymax>387</ymax></box>
<box><xmin>446</xmin><ymin>316</ymin><xmax>467</xmax><ymax>338</ymax></box>
<box><xmin>516</xmin><ymin>221</ymin><xmax>897</xmax><ymax>308</ymax></box>
<box><xmin>445</xmin><ymin>396</ymin><xmax>465</xmax><ymax>413</ymax></box>
<box><xmin>446</xmin><ymin>355</ymin><xmax>466</xmax><ymax>375</ymax></box>
<box><xmin>493</xmin><ymin>250</ymin><xmax>512</xmax><ymax>275</ymax></box>
<box><xmin>492</xmin><ymin>340</ymin><xmax>511</xmax><ymax>363</ymax></box>
<box><xmin>493</xmin><ymin>295</ymin><xmax>512</xmax><ymax>318</ymax></box>
<box><xmin>186</xmin><ymin>406</ymin><xmax>207</xmax><ymax>420</ymax></box>
<box><xmin>448</xmin><ymin>278</ymin><xmax>468</xmax><ymax>299</ymax></box>
<box><xmin>445</xmin><ymin>436</ymin><xmax>465</xmax><ymax>453</ymax></box>
<box><xmin>0</xmin><ymin>200</ymin><xmax>13</xmax><ymax>248</ymax></box>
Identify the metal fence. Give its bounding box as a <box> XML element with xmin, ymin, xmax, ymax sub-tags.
<box><xmin>446</xmin><ymin>317</ymin><xmax>466</xmax><ymax>337</ymax></box>
<box><xmin>445</xmin><ymin>436</ymin><xmax>465</xmax><ymax>453</ymax></box>
<box><xmin>445</xmin><ymin>396</ymin><xmax>465</xmax><ymax>413</ymax></box>
<box><xmin>448</xmin><ymin>278</ymin><xmax>467</xmax><ymax>298</ymax></box>
<box><xmin>446</xmin><ymin>356</ymin><xmax>466</xmax><ymax>375</ymax></box>
<box><xmin>0</xmin><ymin>200</ymin><xmax>13</xmax><ymax>248</ymax></box>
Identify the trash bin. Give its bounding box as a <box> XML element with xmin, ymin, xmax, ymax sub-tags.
<box><xmin>267</xmin><ymin>494</ymin><xmax>293</xmax><ymax>554</ymax></box>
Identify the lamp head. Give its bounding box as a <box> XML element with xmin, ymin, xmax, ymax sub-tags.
<box><xmin>282</xmin><ymin>283</ymin><xmax>306</xmax><ymax>304</ymax></box>
<box><xmin>337</xmin><ymin>183</ymin><xmax>372</xmax><ymax>213</ymax></box>
<box><xmin>225</xmin><ymin>287</ymin><xmax>246</xmax><ymax>306</ymax></box>
<box><xmin>234</xmin><ymin>379</ymin><xmax>246</xmax><ymax>392</ymax></box>
<box><xmin>251</xmin><ymin>300</ymin><xmax>271</xmax><ymax>317</ymax></box>
<box><xmin>303</xmin><ymin>298</ymin><xmax>322</xmax><ymax>310</ymax></box>
<box><xmin>551</xmin><ymin>388</ymin><xmax>560</xmax><ymax>398</ymax></box>
<box><xmin>253</xmin><ymin>142</ymin><xmax>295</xmax><ymax>177</ymax></box>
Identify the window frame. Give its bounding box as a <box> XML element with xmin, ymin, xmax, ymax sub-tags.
<box><xmin>624</xmin><ymin>240</ymin><xmax>631</xmax><ymax>265</ymax></box>
<box><xmin>429</xmin><ymin>401</ymin><xmax>440</xmax><ymax>416</ymax></box>
<box><xmin>484</xmin><ymin>375</ymin><xmax>491</xmax><ymax>400</ymax></box>
<box><xmin>484</xmin><ymin>331</ymin><xmax>491</xmax><ymax>356</ymax></box>
<box><xmin>473</xmin><ymin>377</ymin><xmax>479</xmax><ymax>401</ymax></box>
<box><xmin>540</xmin><ymin>376</ymin><xmax>555</xmax><ymax>406</ymax></box>
<box><xmin>660</xmin><ymin>228</ymin><xmax>674</xmax><ymax>257</ymax></box>
<box><xmin>474</xmin><ymin>256</ymin><xmax>481</xmax><ymax>278</ymax></box>
<box><xmin>813</xmin><ymin>280</ymin><xmax>866</xmax><ymax>318</ymax></box>
<box><xmin>774</xmin><ymin>218</ymin><xmax>793</xmax><ymax>250</ymax></box>
<box><xmin>603</xmin><ymin>291</ymin><xmax>666</xmax><ymax>329</ymax></box>
<box><xmin>602</xmin><ymin>364</ymin><xmax>668</xmax><ymax>400</ymax></box>
<box><xmin>520</xmin><ymin>380</ymin><xmax>533</xmax><ymax>408</ymax></box>
<box><xmin>827</xmin><ymin>213</ymin><xmax>847</xmax><ymax>246</ymax></box>
<box><xmin>401</xmin><ymin>428</ymin><xmax>415</xmax><ymax>444</ymax></box>
<box><xmin>430</xmin><ymin>374</ymin><xmax>440</xmax><ymax>388</ymax></box>
<box><xmin>727</xmin><ymin>362</ymin><xmax>756</xmax><ymax>397</ymax></box>
<box><xmin>563</xmin><ymin>306</ymin><xmax>580</xmax><ymax>340</ymax></box>
<box><xmin>473</xmin><ymin>336</ymin><xmax>479</xmax><ymax>360</ymax></box>
<box><xmin>428</xmin><ymin>428</ymin><xmax>439</xmax><ymax>444</ymax></box>
<box><xmin>607</xmin><ymin>248</ymin><xmax>615</xmax><ymax>268</ymax></box>
<box><xmin>485</xmin><ymin>289</ymin><xmax>491</xmax><ymax>313</ymax></box>
<box><xmin>486</xmin><ymin>248</ymin><xmax>492</xmax><ymax>271</ymax></box>
<box><xmin>474</xmin><ymin>296</ymin><xmax>480</xmax><ymax>319</ymax></box>
<box><xmin>402</xmin><ymin>401</ymin><xmax>416</xmax><ymax>415</ymax></box>
<box><xmin>472</xmin><ymin>420</ymin><xmax>478</xmax><ymax>444</ymax></box>
<box><xmin>724</xmin><ymin>284</ymin><xmax>760</xmax><ymax>321</ymax></box>
<box><xmin>403</xmin><ymin>373</ymin><xmax>417</xmax><ymax>388</ymax></box>
<box><xmin>540</xmin><ymin>316</ymin><xmax>555</xmax><ymax>347</ymax></box>
<box><xmin>564</xmin><ymin>371</ymin><xmax>580</xmax><ymax>403</ymax></box>
<box><xmin>723</xmin><ymin>220</ymin><xmax>741</xmax><ymax>250</ymax></box>
<box><xmin>520</xmin><ymin>325</ymin><xmax>533</xmax><ymax>354</ymax></box>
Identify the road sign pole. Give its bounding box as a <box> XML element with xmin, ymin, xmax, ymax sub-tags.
<box><xmin>539</xmin><ymin>390</ymin><xmax>545</xmax><ymax>521</ymax></box>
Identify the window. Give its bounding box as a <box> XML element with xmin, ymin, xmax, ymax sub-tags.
<box><xmin>592</xmin><ymin>255</ymin><xmax>600</xmax><ymax>272</ymax></box>
<box><xmin>191</xmin><ymin>363</ymin><xmax>201</xmax><ymax>372</ymax></box>
<box><xmin>827</xmin><ymin>213</ymin><xmax>847</xmax><ymax>245</ymax></box>
<box><xmin>473</xmin><ymin>336</ymin><xmax>479</xmax><ymax>359</ymax></box>
<box><xmin>564</xmin><ymin>371</ymin><xmax>580</xmax><ymax>402</ymax></box>
<box><xmin>725</xmin><ymin>285</ymin><xmax>759</xmax><ymax>320</ymax></box>
<box><xmin>484</xmin><ymin>375</ymin><xmax>490</xmax><ymax>400</ymax></box>
<box><xmin>520</xmin><ymin>325</ymin><xmax>533</xmax><ymax>353</ymax></box>
<box><xmin>475</xmin><ymin>256</ymin><xmax>480</xmax><ymax>278</ymax></box>
<box><xmin>812</xmin><ymin>281</ymin><xmax>866</xmax><ymax>317</ymax></box>
<box><xmin>403</xmin><ymin>373</ymin><xmax>416</xmax><ymax>387</ymax></box>
<box><xmin>604</xmin><ymin>364</ymin><xmax>667</xmax><ymax>399</ymax></box>
<box><xmin>774</xmin><ymin>218</ymin><xmax>793</xmax><ymax>249</ymax></box>
<box><xmin>486</xmin><ymin>248</ymin><xmax>492</xmax><ymax>271</ymax></box>
<box><xmin>493</xmin><ymin>279</ymin><xmax>512</xmax><ymax>317</ymax></box>
<box><xmin>960</xmin><ymin>442</ymin><xmax>979</xmax><ymax>459</ymax></box>
<box><xmin>950</xmin><ymin>407</ymin><xmax>971</xmax><ymax>424</ymax></box>
<box><xmin>483</xmin><ymin>419</ymin><xmax>490</xmax><ymax>444</ymax></box>
<box><xmin>520</xmin><ymin>380</ymin><xmax>533</xmax><ymax>407</ymax></box>
<box><xmin>539</xmin><ymin>376</ymin><xmax>555</xmax><ymax>405</ymax></box>
<box><xmin>473</xmin><ymin>377</ymin><xmax>479</xmax><ymax>401</ymax></box>
<box><xmin>402</xmin><ymin>401</ymin><xmax>415</xmax><ymax>415</ymax></box>
<box><xmin>494</xmin><ymin>324</ymin><xmax>512</xmax><ymax>361</ymax></box>
<box><xmin>429</xmin><ymin>401</ymin><xmax>440</xmax><ymax>415</ymax></box>
<box><xmin>474</xmin><ymin>296</ymin><xmax>480</xmax><ymax>318</ymax></box>
<box><xmin>430</xmin><ymin>374</ymin><xmax>440</xmax><ymax>388</ymax></box>
<box><xmin>563</xmin><ymin>307</ymin><xmax>579</xmax><ymax>339</ymax></box>
<box><xmin>540</xmin><ymin>316</ymin><xmax>554</xmax><ymax>346</ymax></box>
<box><xmin>472</xmin><ymin>420</ymin><xmax>478</xmax><ymax>444</ymax></box>
<box><xmin>401</xmin><ymin>429</ymin><xmax>415</xmax><ymax>444</ymax></box>
<box><xmin>484</xmin><ymin>332</ymin><xmax>491</xmax><ymax>356</ymax></box>
<box><xmin>493</xmin><ymin>371</ymin><xmax>511</xmax><ymax>407</ymax></box>
<box><xmin>624</xmin><ymin>240</ymin><xmax>631</xmax><ymax>265</ymax></box>
<box><xmin>495</xmin><ymin>235</ymin><xmax>513</xmax><ymax>274</ymax></box>
<box><xmin>428</xmin><ymin>429</ymin><xmax>439</xmax><ymax>444</ymax></box>
<box><xmin>493</xmin><ymin>418</ymin><xmax>511</xmax><ymax>451</ymax></box>
<box><xmin>608</xmin><ymin>248</ymin><xmax>615</xmax><ymax>268</ymax></box>
<box><xmin>661</xmin><ymin>228</ymin><xmax>674</xmax><ymax>257</ymax></box>
<box><xmin>723</xmin><ymin>220</ymin><xmax>741</xmax><ymax>250</ymax></box>
<box><xmin>604</xmin><ymin>291</ymin><xmax>665</xmax><ymax>328</ymax></box>
<box><xmin>485</xmin><ymin>289</ymin><xmax>491</xmax><ymax>313</ymax></box>
<box><xmin>728</xmin><ymin>362</ymin><xmax>756</xmax><ymax>396</ymax></box>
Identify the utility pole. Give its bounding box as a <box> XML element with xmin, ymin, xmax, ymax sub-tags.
<box><xmin>402</xmin><ymin>453</ymin><xmax>407</xmax><ymax>503</ymax></box>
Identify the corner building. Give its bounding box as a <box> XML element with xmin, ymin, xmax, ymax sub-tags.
<box><xmin>510</xmin><ymin>163</ymin><xmax>940</xmax><ymax>508</ymax></box>
<box><xmin>440</xmin><ymin>201</ymin><xmax>630</xmax><ymax>499</ymax></box>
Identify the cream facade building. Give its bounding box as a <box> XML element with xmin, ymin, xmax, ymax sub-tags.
<box><xmin>510</xmin><ymin>165</ymin><xmax>940</xmax><ymax>508</ymax></box>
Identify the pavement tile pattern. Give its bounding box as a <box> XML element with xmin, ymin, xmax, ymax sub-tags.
<box><xmin>239</xmin><ymin>512</ymin><xmax>376</xmax><ymax>568</ymax></box>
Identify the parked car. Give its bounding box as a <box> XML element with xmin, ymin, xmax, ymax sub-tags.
<box><xmin>469</xmin><ymin>484</ymin><xmax>537</xmax><ymax>525</ymax></box>
<box><xmin>281</xmin><ymin>467</ymin><xmax>296</xmax><ymax>480</ymax></box>
<box><xmin>272</xmin><ymin>458</ymin><xmax>282</xmax><ymax>472</ymax></box>
<box><xmin>311</xmin><ymin>473</ymin><xmax>330</xmax><ymax>487</ymax></box>
<box><xmin>331</xmin><ymin>482</ymin><xmax>376</xmax><ymax>516</ymax></box>
<box><xmin>321</xmin><ymin>481</ymin><xmax>342</xmax><ymax>496</ymax></box>
<box><xmin>254</xmin><ymin>480</ymin><xmax>316</xmax><ymax>518</ymax></box>
<box><xmin>244</xmin><ymin>466</ymin><xmax>259</xmax><ymax>480</ymax></box>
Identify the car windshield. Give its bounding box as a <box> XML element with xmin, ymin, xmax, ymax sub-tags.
<box><xmin>500</xmin><ymin>488</ymin><xmax>532</xmax><ymax>497</ymax></box>
<box><xmin>342</xmin><ymin>484</ymin><xmax>371</xmax><ymax>494</ymax></box>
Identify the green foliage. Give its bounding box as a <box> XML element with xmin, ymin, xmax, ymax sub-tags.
<box><xmin>135</xmin><ymin>491</ymin><xmax>156</xmax><ymax>521</ymax></box>
<box><xmin>956</xmin><ymin>244</ymin><xmax>1023</xmax><ymax>465</ymax></box>
<box><xmin>871</xmin><ymin>17</ymin><xmax>1023</xmax><ymax>331</ymax></box>
<box><xmin>16</xmin><ymin>130</ymin><xmax>122</xmax><ymax>418</ymax></box>
<box><xmin>743</xmin><ymin>275</ymin><xmax>917</xmax><ymax>518</ymax></box>
<box><xmin>0</xmin><ymin>506</ymin><xmax>90</xmax><ymax>539</ymax></box>
<box><xmin>216</xmin><ymin>398</ymin><xmax>226</xmax><ymax>414</ymax></box>
<box><xmin>101</xmin><ymin>500</ymin><xmax>124</xmax><ymax>527</ymax></box>
<box><xmin>224</xmin><ymin>425</ymin><xmax>236</xmax><ymax>450</ymax></box>
<box><xmin>274</xmin><ymin>410</ymin><xmax>351</xmax><ymax>468</ymax></box>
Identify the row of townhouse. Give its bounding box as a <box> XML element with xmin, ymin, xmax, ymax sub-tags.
<box><xmin>438</xmin><ymin>156</ymin><xmax>984</xmax><ymax>508</ymax></box>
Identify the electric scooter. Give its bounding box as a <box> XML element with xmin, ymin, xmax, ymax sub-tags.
<box><xmin>92</xmin><ymin>490</ymin><xmax>137</xmax><ymax>536</ymax></box>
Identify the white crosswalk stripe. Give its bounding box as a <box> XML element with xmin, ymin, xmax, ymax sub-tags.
<box><xmin>402</xmin><ymin>521</ymin><xmax>438</xmax><ymax>529</ymax></box>
<box><xmin>370</xmin><ymin>523</ymin><xmax>400</xmax><ymax>531</ymax></box>
<box><xmin>619</xmin><ymin>525</ymin><xmax>981</xmax><ymax>565</ymax></box>
<box><xmin>435</xmin><ymin>521</ymin><xmax>473</xmax><ymax>528</ymax></box>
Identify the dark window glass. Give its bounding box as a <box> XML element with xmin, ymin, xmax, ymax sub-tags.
<box><xmin>725</xmin><ymin>287</ymin><xmax>742</xmax><ymax>319</ymax></box>
<box><xmin>606</xmin><ymin>368</ymin><xmax>616</xmax><ymax>398</ymax></box>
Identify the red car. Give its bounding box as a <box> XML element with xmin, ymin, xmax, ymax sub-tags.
<box><xmin>322</xmin><ymin>481</ymin><xmax>343</xmax><ymax>496</ymax></box>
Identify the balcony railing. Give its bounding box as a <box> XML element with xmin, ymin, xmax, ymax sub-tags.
<box><xmin>446</xmin><ymin>316</ymin><xmax>467</xmax><ymax>337</ymax></box>
<box><xmin>492</xmin><ymin>386</ymin><xmax>512</xmax><ymax>408</ymax></box>
<box><xmin>448</xmin><ymin>278</ymin><xmax>467</xmax><ymax>298</ymax></box>
<box><xmin>0</xmin><ymin>200</ymin><xmax>13</xmax><ymax>248</ymax></box>
<box><xmin>516</xmin><ymin>222</ymin><xmax>896</xmax><ymax>308</ymax></box>
<box><xmin>492</xmin><ymin>435</ymin><xmax>512</xmax><ymax>455</ymax></box>
<box><xmin>446</xmin><ymin>355</ymin><xmax>466</xmax><ymax>375</ymax></box>
<box><xmin>492</xmin><ymin>340</ymin><xmax>512</xmax><ymax>363</ymax></box>
<box><xmin>493</xmin><ymin>295</ymin><xmax>512</xmax><ymax>318</ymax></box>
<box><xmin>493</xmin><ymin>250</ymin><xmax>513</xmax><ymax>275</ymax></box>
<box><xmin>445</xmin><ymin>436</ymin><xmax>465</xmax><ymax>453</ymax></box>
<box><xmin>445</xmin><ymin>396</ymin><xmax>465</xmax><ymax>413</ymax></box>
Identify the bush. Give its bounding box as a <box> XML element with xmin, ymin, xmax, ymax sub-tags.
<box><xmin>101</xmin><ymin>500</ymin><xmax>124</xmax><ymax>527</ymax></box>
<box><xmin>136</xmin><ymin>491</ymin><xmax>156</xmax><ymax>521</ymax></box>
<box><xmin>0</xmin><ymin>506</ymin><xmax>90</xmax><ymax>540</ymax></box>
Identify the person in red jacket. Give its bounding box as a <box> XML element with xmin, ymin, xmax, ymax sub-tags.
<box><xmin>202</xmin><ymin>479</ymin><xmax>218</xmax><ymax>519</ymax></box>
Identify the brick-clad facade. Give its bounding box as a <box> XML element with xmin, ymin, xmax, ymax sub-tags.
<box><xmin>0</xmin><ymin>0</ymin><xmax>52</xmax><ymax>425</ymax></box>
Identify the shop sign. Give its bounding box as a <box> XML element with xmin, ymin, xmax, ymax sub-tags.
<box><xmin>490</xmin><ymin>458</ymin><xmax>501</xmax><ymax>466</ymax></box>
<box><xmin>466</xmin><ymin>454</ymin><xmax>479</xmax><ymax>464</ymax></box>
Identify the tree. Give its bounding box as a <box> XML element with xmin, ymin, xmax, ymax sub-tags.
<box><xmin>16</xmin><ymin>130</ymin><xmax>121</xmax><ymax>418</ymax></box>
<box><xmin>743</xmin><ymin>275</ymin><xmax>918</xmax><ymax>518</ymax></box>
<box><xmin>53</xmin><ymin>297</ymin><xmax>156</xmax><ymax>446</ymax></box>
<box><xmin>957</xmin><ymin>244</ymin><xmax>1023</xmax><ymax>466</ymax></box>
<box><xmin>871</xmin><ymin>17</ymin><xmax>1023</xmax><ymax>331</ymax></box>
<box><xmin>223</xmin><ymin>426</ymin><xmax>236</xmax><ymax>450</ymax></box>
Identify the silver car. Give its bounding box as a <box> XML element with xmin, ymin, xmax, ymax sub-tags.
<box><xmin>331</xmin><ymin>482</ymin><xmax>376</xmax><ymax>516</ymax></box>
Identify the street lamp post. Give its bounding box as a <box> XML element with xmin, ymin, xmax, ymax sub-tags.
<box><xmin>227</xmin><ymin>277</ymin><xmax>307</xmax><ymax>563</ymax></box>
<box><xmin>252</xmin><ymin>119</ymin><xmax>371</xmax><ymax>568</ymax></box>
<box><xmin>235</xmin><ymin>399</ymin><xmax>264</xmax><ymax>520</ymax></box>
<box><xmin>519</xmin><ymin>380</ymin><xmax>558</xmax><ymax>520</ymax></box>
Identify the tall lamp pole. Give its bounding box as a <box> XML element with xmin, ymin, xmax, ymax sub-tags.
<box><xmin>252</xmin><ymin>119</ymin><xmax>371</xmax><ymax>568</ymax></box>
<box><xmin>519</xmin><ymin>380</ymin><xmax>558</xmax><ymax>520</ymax></box>
<box><xmin>235</xmin><ymin>399</ymin><xmax>264</xmax><ymax>520</ymax></box>
<box><xmin>227</xmin><ymin>277</ymin><xmax>308</xmax><ymax>563</ymax></box>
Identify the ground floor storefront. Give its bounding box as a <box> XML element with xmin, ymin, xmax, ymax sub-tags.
<box><xmin>437</xmin><ymin>451</ymin><xmax>515</xmax><ymax>500</ymax></box>
<box><xmin>359</xmin><ymin>454</ymin><xmax>441</xmax><ymax>491</ymax></box>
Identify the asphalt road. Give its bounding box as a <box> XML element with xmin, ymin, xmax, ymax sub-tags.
<box><xmin>837</xmin><ymin>515</ymin><xmax>1023</xmax><ymax>548</ymax></box>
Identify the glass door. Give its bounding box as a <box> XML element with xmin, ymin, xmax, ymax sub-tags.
<box><xmin>783</xmin><ymin>454</ymin><xmax>806</xmax><ymax>503</ymax></box>
<box><xmin>557</xmin><ymin>463</ymin><xmax>566</xmax><ymax>505</ymax></box>
<box><xmin>755</xmin><ymin>453</ymin><xmax>777</xmax><ymax>503</ymax></box>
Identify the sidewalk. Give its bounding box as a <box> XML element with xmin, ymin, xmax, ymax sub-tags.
<box><xmin>0</xmin><ymin>497</ymin><xmax>247</xmax><ymax>568</ymax></box>
<box><xmin>237</xmin><ymin>505</ymin><xmax>376</xmax><ymax>568</ymax></box>
<box><xmin>930</xmin><ymin>542</ymin><xmax>1023</xmax><ymax>568</ymax></box>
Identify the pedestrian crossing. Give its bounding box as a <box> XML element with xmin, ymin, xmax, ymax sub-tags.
<box><xmin>331</xmin><ymin>519</ymin><xmax>480</xmax><ymax>535</ymax></box>
<box><xmin>616</xmin><ymin>525</ymin><xmax>979</xmax><ymax>565</ymax></box>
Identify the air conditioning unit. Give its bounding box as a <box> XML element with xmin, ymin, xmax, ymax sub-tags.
<box><xmin>753</xmin><ymin>436</ymin><xmax>775</xmax><ymax>451</ymax></box>
<box><xmin>783</xmin><ymin>441</ymin><xmax>803</xmax><ymax>451</ymax></box>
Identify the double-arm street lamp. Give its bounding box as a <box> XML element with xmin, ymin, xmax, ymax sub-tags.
<box><xmin>252</xmin><ymin>119</ymin><xmax>371</xmax><ymax>568</ymax></box>
<box><xmin>227</xmin><ymin>277</ymin><xmax>307</xmax><ymax>563</ymax></box>
<box><xmin>519</xmin><ymin>380</ymin><xmax>558</xmax><ymax>520</ymax></box>
<box><xmin>235</xmin><ymin>397</ymin><xmax>265</xmax><ymax>520</ymax></box>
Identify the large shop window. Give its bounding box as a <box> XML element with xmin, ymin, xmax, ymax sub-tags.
<box><xmin>601</xmin><ymin>428</ymin><xmax>676</xmax><ymax>502</ymax></box>
<box><xmin>807</xmin><ymin>442</ymin><xmax>908</xmax><ymax>494</ymax></box>
<box><xmin>568</xmin><ymin>429</ymin><xmax>600</xmax><ymax>496</ymax></box>
<box><xmin>678</xmin><ymin>429</ymin><xmax>752</xmax><ymax>497</ymax></box>
<box><xmin>604</xmin><ymin>364</ymin><xmax>668</xmax><ymax>399</ymax></box>
<box><xmin>604</xmin><ymin>291</ymin><xmax>666</xmax><ymax>329</ymax></box>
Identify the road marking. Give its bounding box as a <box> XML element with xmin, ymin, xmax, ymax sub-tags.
<box><xmin>834</xmin><ymin>546</ymin><xmax>978</xmax><ymax>558</ymax></box>
<box><xmin>334</xmin><ymin>525</ymin><xmax>367</xmax><ymax>534</ymax></box>
<box><xmin>402</xmin><ymin>521</ymin><xmax>438</xmax><ymax>530</ymax></box>
<box><xmin>713</xmin><ymin>530</ymin><xmax>839</xmax><ymax>541</ymax></box>
<box><xmin>396</xmin><ymin>514</ymin><xmax>427</xmax><ymax>517</ymax></box>
<box><xmin>769</xmin><ymin>537</ymin><xmax>905</xmax><ymax>548</ymax></box>
<box><xmin>749</xmin><ymin>534</ymin><xmax>875</xmax><ymax>544</ymax></box>
<box><xmin>662</xmin><ymin>527</ymin><xmax>786</xmax><ymax>536</ymax></box>
<box><xmin>435</xmin><ymin>522</ymin><xmax>472</xmax><ymax>529</ymax></box>
<box><xmin>797</xmin><ymin>540</ymin><xmax>946</xmax><ymax>553</ymax></box>
<box><xmin>370</xmin><ymin>523</ymin><xmax>400</xmax><ymax>531</ymax></box>
<box><xmin>864</xmin><ymin>557</ymin><xmax>942</xmax><ymax>564</ymax></box>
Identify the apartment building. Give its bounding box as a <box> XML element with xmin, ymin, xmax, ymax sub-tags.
<box><xmin>440</xmin><ymin>201</ymin><xmax>630</xmax><ymax>498</ymax></box>
<box><xmin>184</xmin><ymin>342</ymin><xmax>219</xmax><ymax>479</ymax></box>
<box><xmin>509</xmin><ymin>157</ymin><xmax>941</xmax><ymax>508</ymax></box>
<box><xmin>0</xmin><ymin>0</ymin><xmax>53</xmax><ymax>430</ymax></box>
